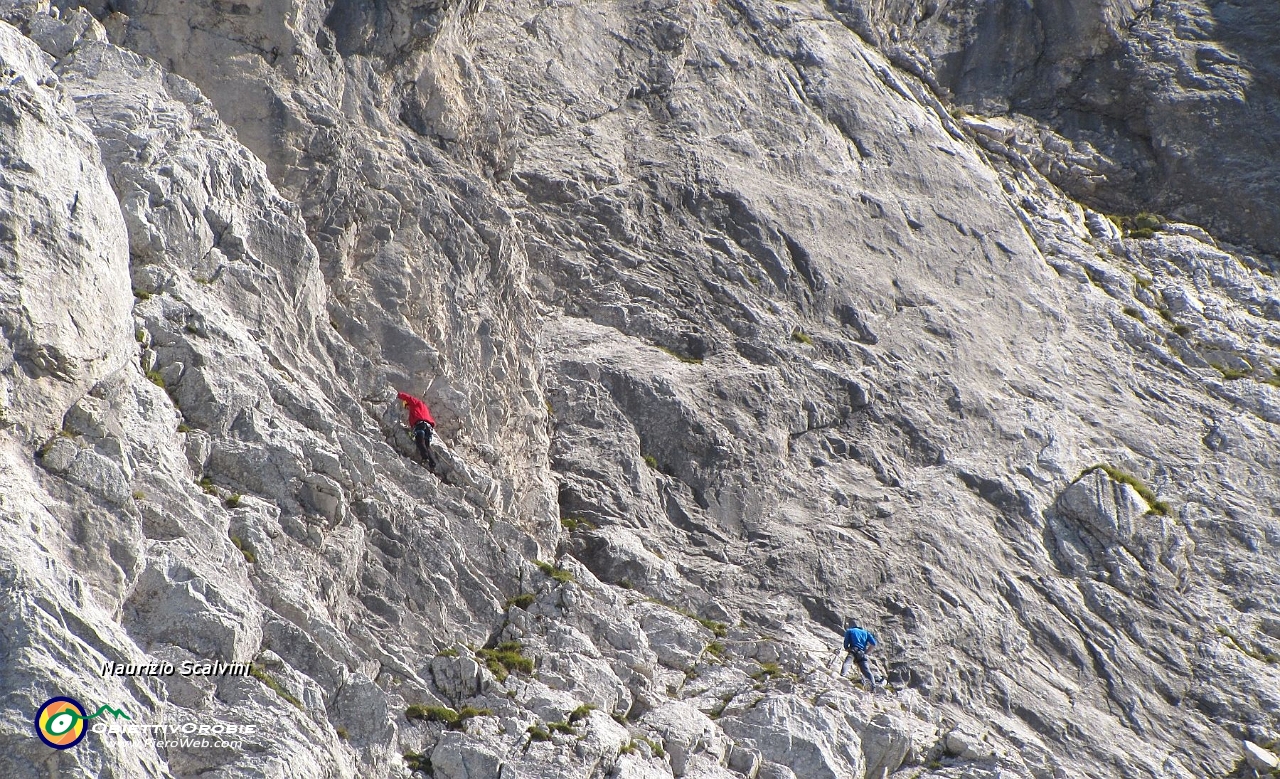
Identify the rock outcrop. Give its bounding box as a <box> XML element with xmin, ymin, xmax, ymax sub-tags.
<box><xmin>1</xmin><ymin>0</ymin><xmax>1277</xmax><ymax>778</ymax></box>
<box><xmin>836</xmin><ymin>0</ymin><xmax>1280</xmax><ymax>254</ymax></box>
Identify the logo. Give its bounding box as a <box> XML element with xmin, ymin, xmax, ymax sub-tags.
<box><xmin>34</xmin><ymin>696</ymin><xmax>130</xmax><ymax>749</ymax></box>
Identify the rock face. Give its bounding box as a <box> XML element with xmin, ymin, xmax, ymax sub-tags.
<box><xmin>0</xmin><ymin>1</ymin><xmax>1278</xmax><ymax>778</ymax></box>
<box><xmin>839</xmin><ymin>0</ymin><xmax>1280</xmax><ymax>253</ymax></box>
<box><xmin>1244</xmin><ymin>740</ymin><xmax>1279</xmax><ymax>773</ymax></box>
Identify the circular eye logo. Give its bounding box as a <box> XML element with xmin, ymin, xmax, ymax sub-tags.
<box><xmin>34</xmin><ymin>697</ymin><xmax>88</xmax><ymax>749</ymax></box>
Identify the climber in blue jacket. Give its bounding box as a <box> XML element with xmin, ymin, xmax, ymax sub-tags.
<box><xmin>841</xmin><ymin>622</ymin><xmax>879</xmax><ymax>689</ymax></box>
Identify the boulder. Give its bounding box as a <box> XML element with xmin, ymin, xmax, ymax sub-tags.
<box><xmin>1244</xmin><ymin>741</ymin><xmax>1279</xmax><ymax>772</ymax></box>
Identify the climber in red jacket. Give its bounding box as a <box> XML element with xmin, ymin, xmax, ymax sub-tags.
<box><xmin>397</xmin><ymin>391</ymin><xmax>436</xmax><ymax>469</ymax></box>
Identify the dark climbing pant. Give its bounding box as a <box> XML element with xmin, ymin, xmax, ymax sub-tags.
<box><xmin>414</xmin><ymin>421</ymin><xmax>436</xmax><ymax>468</ymax></box>
<box><xmin>842</xmin><ymin>650</ymin><xmax>874</xmax><ymax>686</ymax></box>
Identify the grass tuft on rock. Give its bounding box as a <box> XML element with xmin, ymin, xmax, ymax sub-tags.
<box><xmin>250</xmin><ymin>665</ymin><xmax>301</xmax><ymax>709</ymax></box>
<box><xmin>535</xmin><ymin>560</ymin><xmax>574</xmax><ymax>584</ymax></box>
<box><xmin>1211</xmin><ymin>362</ymin><xmax>1251</xmax><ymax>380</ymax></box>
<box><xmin>230</xmin><ymin>536</ymin><xmax>256</xmax><ymax>564</ymax></box>
<box><xmin>405</xmin><ymin>704</ymin><xmax>491</xmax><ymax>729</ymax></box>
<box><xmin>627</xmin><ymin>736</ymin><xmax>665</xmax><ymax>757</ymax></box>
<box><xmin>674</xmin><ymin>607</ymin><xmax>728</xmax><ymax>638</ymax></box>
<box><xmin>404</xmin><ymin>751</ymin><xmax>431</xmax><ymax>772</ymax></box>
<box><xmin>560</xmin><ymin>516</ymin><xmax>596</xmax><ymax>532</ymax></box>
<box><xmin>506</xmin><ymin>593</ymin><xmax>536</xmax><ymax>610</ymax></box>
<box><xmin>1111</xmin><ymin>212</ymin><xmax>1164</xmax><ymax>239</ymax></box>
<box><xmin>569</xmin><ymin>704</ymin><xmax>596</xmax><ymax>723</ymax></box>
<box><xmin>477</xmin><ymin>641</ymin><xmax>533</xmax><ymax>682</ymax></box>
<box><xmin>1133</xmin><ymin>212</ymin><xmax>1163</xmax><ymax>231</ymax></box>
<box><xmin>1215</xmin><ymin>626</ymin><xmax>1280</xmax><ymax>665</ymax></box>
<box><xmin>791</xmin><ymin>328</ymin><xmax>813</xmax><ymax>345</ymax></box>
<box><xmin>658</xmin><ymin>345</ymin><xmax>703</xmax><ymax>364</ymax></box>
<box><xmin>1082</xmin><ymin>465</ymin><xmax>1169</xmax><ymax>516</ymax></box>
<box><xmin>527</xmin><ymin>725</ymin><xmax>552</xmax><ymax>742</ymax></box>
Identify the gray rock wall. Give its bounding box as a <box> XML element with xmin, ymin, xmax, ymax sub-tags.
<box><xmin>828</xmin><ymin>0</ymin><xmax>1280</xmax><ymax>254</ymax></box>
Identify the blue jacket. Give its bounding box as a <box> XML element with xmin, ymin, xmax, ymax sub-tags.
<box><xmin>844</xmin><ymin>627</ymin><xmax>877</xmax><ymax>653</ymax></box>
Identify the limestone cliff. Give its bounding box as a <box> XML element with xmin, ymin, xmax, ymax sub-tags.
<box><xmin>0</xmin><ymin>1</ymin><xmax>1277</xmax><ymax>778</ymax></box>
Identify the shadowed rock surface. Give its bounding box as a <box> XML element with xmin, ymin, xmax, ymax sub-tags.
<box><xmin>0</xmin><ymin>0</ymin><xmax>1277</xmax><ymax>777</ymax></box>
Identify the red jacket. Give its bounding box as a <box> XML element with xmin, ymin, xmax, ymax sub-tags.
<box><xmin>397</xmin><ymin>392</ymin><xmax>436</xmax><ymax>426</ymax></box>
